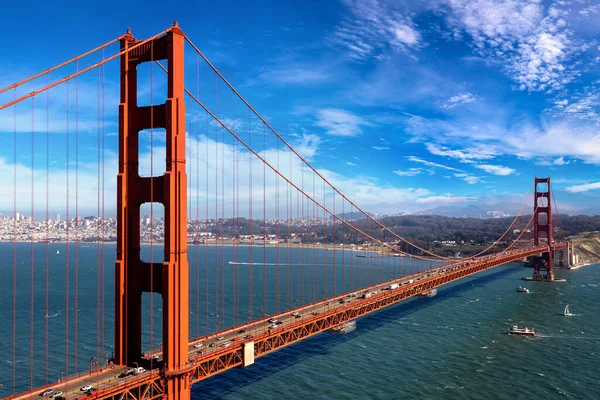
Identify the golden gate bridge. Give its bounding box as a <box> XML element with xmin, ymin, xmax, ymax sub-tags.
<box><xmin>0</xmin><ymin>23</ymin><xmax>569</xmax><ymax>400</ymax></box>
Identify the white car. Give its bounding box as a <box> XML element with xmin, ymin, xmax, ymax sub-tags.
<box><xmin>80</xmin><ymin>385</ymin><xmax>93</xmax><ymax>392</ymax></box>
<box><xmin>49</xmin><ymin>392</ymin><xmax>63</xmax><ymax>398</ymax></box>
<box><xmin>291</xmin><ymin>312</ymin><xmax>300</xmax><ymax>317</ymax></box>
<box><xmin>193</xmin><ymin>343</ymin><xmax>203</xmax><ymax>348</ymax></box>
<box><xmin>217</xmin><ymin>336</ymin><xmax>225</xmax><ymax>341</ymax></box>
<box><xmin>269</xmin><ymin>324</ymin><xmax>278</xmax><ymax>329</ymax></box>
<box><xmin>219</xmin><ymin>342</ymin><xmax>231</xmax><ymax>348</ymax></box>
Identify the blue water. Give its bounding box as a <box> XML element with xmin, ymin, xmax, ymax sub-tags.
<box><xmin>1</xmin><ymin>243</ymin><xmax>598</xmax><ymax>399</ymax></box>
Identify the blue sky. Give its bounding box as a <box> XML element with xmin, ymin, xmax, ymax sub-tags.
<box><xmin>1</xmin><ymin>0</ymin><xmax>600</xmax><ymax>217</ymax></box>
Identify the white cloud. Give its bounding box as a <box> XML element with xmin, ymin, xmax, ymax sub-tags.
<box><xmin>404</xmin><ymin>113</ymin><xmax>600</xmax><ymax>165</ymax></box>
<box><xmin>391</xmin><ymin>22</ymin><xmax>421</xmax><ymax>46</ymax></box>
<box><xmin>442</xmin><ymin>93</ymin><xmax>477</xmax><ymax>109</ymax></box>
<box><xmin>393</xmin><ymin>168</ymin><xmax>423</xmax><ymax>177</ymax></box>
<box><xmin>579</xmin><ymin>5</ymin><xmax>600</xmax><ymax>17</ymax></box>
<box><xmin>407</xmin><ymin>156</ymin><xmax>464</xmax><ymax>172</ymax></box>
<box><xmin>314</xmin><ymin>108</ymin><xmax>371</xmax><ymax>136</ymax></box>
<box><xmin>474</xmin><ymin>164</ymin><xmax>516</xmax><ymax>176</ymax></box>
<box><xmin>552</xmin><ymin>156</ymin><xmax>571</xmax><ymax>166</ymax></box>
<box><xmin>565</xmin><ymin>181</ymin><xmax>600</xmax><ymax>193</ymax></box>
<box><xmin>426</xmin><ymin>143</ymin><xmax>496</xmax><ymax>163</ymax></box>
<box><xmin>260</xmin><ymin>67</ymin><xmax>330</xmax><ymax>85</ymax></box>
<box><xmin>444</xmin><ymin>0</ymin><xmax>585</xmax><ymax>91</ymax></box>
<box><xmin>372</xmin><ymin>146</ymin><xmax>390</xmax><ymax>150</ymax></box>
<box><xmin>553</xmin><ymin>93</ymin><xmax>600</xmax><ymax>123</ymax></box>
<box><xmin>454</xmin><ymin>172</ymin><xmax>483</xmax><ymax>184</ymax></box>
<box><xmin>333</xmin><ymin>0</ymin><xmax>423</xmax><ymax>61</ymax></box>
<box><xmin>291</xmin><ymin>133</ymin><xmax>321</xmax><ymax>161</ymax></box>
<box><xmin>346</xmin><ymin>161</ymin><xmax>357</xmax><ymax>166</ymax></box>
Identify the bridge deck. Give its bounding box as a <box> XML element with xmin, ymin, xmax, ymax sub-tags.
<box><xmin>9</xmin><ymin>245</ymin><xmax>564</xmax><ymax>400</ymax></box>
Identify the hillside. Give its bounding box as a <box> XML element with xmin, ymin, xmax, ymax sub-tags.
<box><xmin>571</xmin><ymin>232</ymin><xmax>600</xmax><ymax>267</ymax></box>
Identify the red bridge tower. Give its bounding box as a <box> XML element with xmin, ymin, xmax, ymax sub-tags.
<box><xmin>115</xmin><ymin>23</ymin><xmax>190</xmax><ymax>399</ymax></box>
<box><xmin>532</xmin><ymin>177</ymin><xmax>554</xmax><ymax>281</ymax></box>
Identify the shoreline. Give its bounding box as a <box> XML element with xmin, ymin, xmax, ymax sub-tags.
<box><xmin>0</xmin><ymin>240</ymin><xmax>375</xmax><ymax>254</ymax></box>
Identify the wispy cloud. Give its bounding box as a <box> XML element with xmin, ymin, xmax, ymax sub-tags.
<box><xmin>393</xmin><ymin>168</ymin><xmax>423</xmax><ymax>177</ymax></box>
<box><xmin>426</xmin><ymin>143</ymin><xmax>496</xmax><ymax>163</ymax></box>
<box><xmin>346</xmin><ymin>161</ymin><xmax>357</xmax><ymax>166</ymax></box>
<box><xmin>553</xmin><ymin>156</ymin><xmax>571</xmax><ymax>166</ymax></box>
<box><xmin>454</xmin><ymin>172</ymin><xmax>483</xmax><ymax>184</ymax></box>
<box><xmin>405</xmin><ymin>113</ymin><xmax>600</xmax><ymax>165</ymax></box>
<box><xmin>372</xmin><ymin>137</ymin><xmax>390</xmax><ymax>150</ymax></box>
<box><xmin>444</xmin><ymin>0</ymin><xmax>586</xmax><ymax>91</ymax></box>
<box><xmin>565</xmin><ymin>181</ymin><xmax>600</xmax><ymax>193</ymax></box>
<box><xmin>407</xmin><ymin>156</ymin><xmax>463</xmax><ymax>172</ymax></box>
<box><xmin>292</xmin><ymin>133</ymin><xmax>321</xmax><ymax>161</ymax></box>
<box><xmin>552</xmin><ymin>93</ymin><xmax>600</xmax><ymax>123</ymax></box>
<box><xmin>474</xmin><ymin>164</ymin><xmax>517</xmax><ymax>176</ymax></box>
<box><xmin>332</xmin><ymin>0</ymin><xmax>424</xmax><ymax>61</ymax></box>
<box><xmin>259</xmin><ymin>66</ymin><xmax>330</xmax><ymax>86</ymax></box>
<box><xmin>314</xmin><ymin>108</ymin><xmax>372</xmax><ymax>136</ymax></box>
<box><xmin>442</xmin><ymin>92</ymin><xmax>477</xmax><ymax>109</ymax></box>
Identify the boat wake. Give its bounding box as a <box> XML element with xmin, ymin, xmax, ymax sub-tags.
<box><xmin>45</xmin><ymin>311</ymin><xmax>60</xmax><ymax>318</ymax></box>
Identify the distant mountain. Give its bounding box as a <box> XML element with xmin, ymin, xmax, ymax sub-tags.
<box><xmin>415</xmin><ymin>203</ymin><xmax>526</xmax><ymax>219</ymax></box>
<box><xmin>334</xmin><ymin>211</ymin><xmax>376</xmax><ymax>221</ymax></box>
<box><xmin>577</xmin><ymin>206</ymin><xmax>600</xmax><ymax>216</ymax></box>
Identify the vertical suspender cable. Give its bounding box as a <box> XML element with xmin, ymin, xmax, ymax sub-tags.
<box><xmin>45</xmin><ymin>77</ymin><xmax>50</xmax><ymax>385</ymax></box>
<box><xmin>248</xmin><ymin>109</ymin><xmax>253</xmax><ymax>322</ymax></box>
<box><xmin>30</xmin><ymin>97</ymin><xmax>35</xmax><ymax>393</ymax></box>
<box><xmin>215</xmin><ymin>76</ymin><xmax>219</xmax><ymax>332</ymax></box>
<box><xmin>263</xmin><ymin>124</ymin><xmax>267</xmax><ymax>317</ymax></box>
<box><xmin>221</xmin><ymin>91</ymin><xmax>225</xmax><ymax>330</ymax></box>
<box><xmin>96</xmin><ymin>66</ymin><xmax>101</xmax><ymax>372</ymax></box>
<box><xmin>74</xmin><ymin>60</ymin><xmax>79</xmax><ymax>375</ymax></box>
<box><xmin>12</xmin><ymin>88</ymin><xmax>17</xmax><ymax>395</ymax></box>
<box><xmin>276</xmin><ymin>140</ymin><xmax>280</xmax><ymax>313</ymax></box>
<box><xmin>101</xmin><ymin>50</ymin><xmax>106</xmax><ymax>364</ymax></box>
<box><xmin>205</xmin><ymin>113</ymin><xmax>209</xmax><ymax>336</ymax></box>
<box><xmin>195</xmin><ymin>54</ymin><xmax>200</xmax><ymax>337</ymax></box>
<box><xmin>65</xmin><ymin>80</ymin><xmax>70</xmax><ymax>382</ymax></box>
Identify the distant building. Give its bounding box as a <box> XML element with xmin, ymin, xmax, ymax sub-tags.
<box><xmin>55</xmin><ymin>213</ymin><xmax>60</xmax><ymax>222</ymax></box>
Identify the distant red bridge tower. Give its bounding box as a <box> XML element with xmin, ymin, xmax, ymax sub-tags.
<box><xmin>532</xmin><ymin>177</ymin><xmax>555</xmax><ymax>281</ymax></box>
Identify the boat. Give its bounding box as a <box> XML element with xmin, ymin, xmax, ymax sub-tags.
<box><xmin>56</xmin><ymin>249</ymin><xmax>60</xmax><ymax>255</ymax></box>
<box><xmin>564</xmin><ymin>304</ymin><xmax>573</xmax><ymax>317</ymax></box>
<box><xmin>508</xmin><ymin>325</ymin><xmax>536</xmax><ymax>336</ymax></box>
<box><xmin>516</xmin><ymin>286</ymin><xmax>529</xmax><ymax>293</ymax></box>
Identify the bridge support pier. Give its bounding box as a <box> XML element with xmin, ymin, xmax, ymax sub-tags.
<box><xmin>116</xmin><ymin>23</ymin><xmax>190</xmax><ymax>399</ymax></box>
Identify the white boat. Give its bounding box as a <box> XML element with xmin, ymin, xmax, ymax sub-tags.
<box><xmin>56</xmin><ymin>249</ymin><xmax>60</xmax><ymax>255</ymax></box>
<box><xmin>516</xmin><ymin>286</ymin><xmax>529</xmax><ymax>293</ymax></box>
<box><xmin>564</xmin><ymin>304</ymin><xmax>573</xmax><ymax>317</ymax></box>
<box><xmin>508</xmin><ymin>325</ymin><xmax>536</xmax><ymax>336</ymax></box>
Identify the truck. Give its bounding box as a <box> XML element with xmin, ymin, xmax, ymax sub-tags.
<box><xmin>362</xmin><ymin>292</ymin><xmax>372</xmax><ymax>299</ymax></box>
<box><xmin>388</xmin><ymin>283</ymin><xmax>399</xmax><ymax>290</ymax></box>
<box><xmin>407</xmin><ymin>279</ymin><xmax>414</xmax><ymax>284</ymax></box>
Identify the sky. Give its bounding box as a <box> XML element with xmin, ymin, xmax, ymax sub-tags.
<box><xmin>1</xmin><ymin>0</ymin><xmax>600</xmax><ymax>218</ymax></box>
